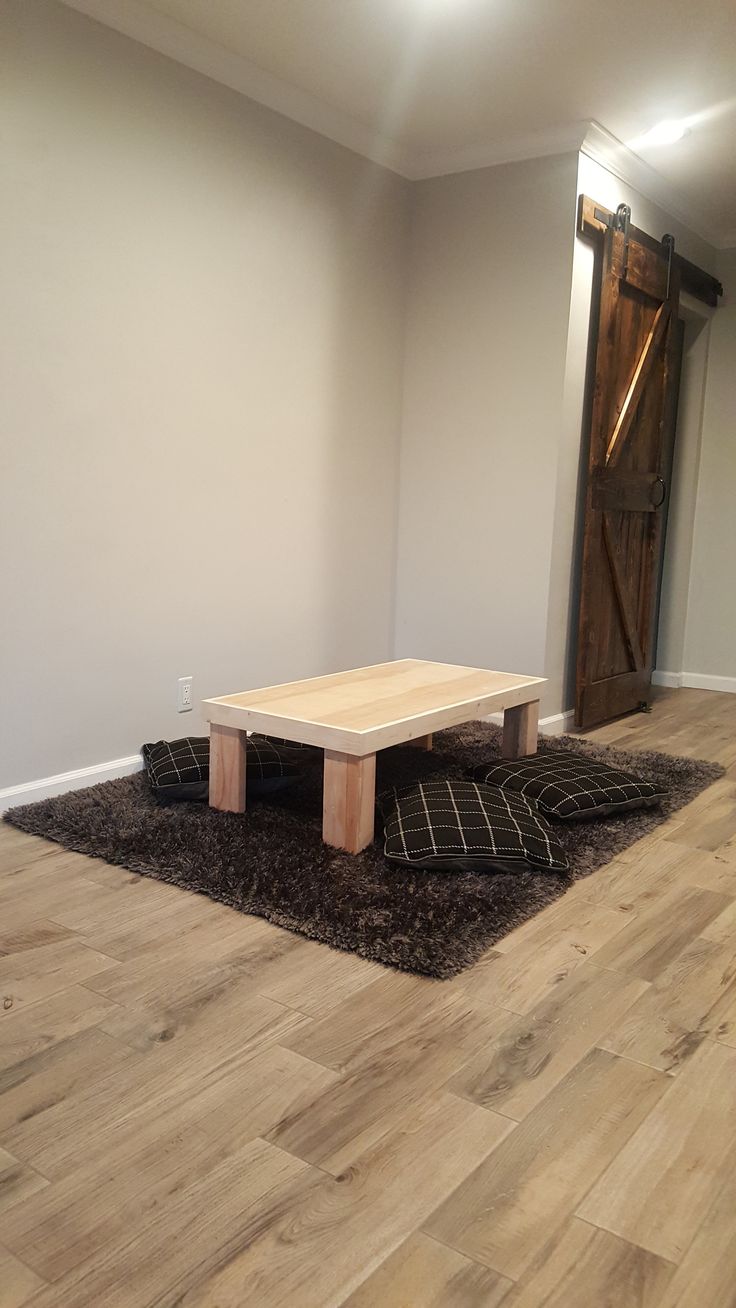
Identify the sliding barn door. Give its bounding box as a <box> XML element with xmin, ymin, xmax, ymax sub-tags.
<box><xmin>575</xmin><ymin>207</ymin><xmax>681</xmax><ymax>730</ymax></box>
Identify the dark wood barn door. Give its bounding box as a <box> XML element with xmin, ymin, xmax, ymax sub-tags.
<box><xmin>575</xmin><ymin>202</ymin><xmax>684</xmax><ymax>730</ymax></box>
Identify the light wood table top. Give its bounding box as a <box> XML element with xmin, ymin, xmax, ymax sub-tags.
<box><xmin>204</xmin><ymin>658</ymin><xmax>547</xmax><ymax>757</ymax></box>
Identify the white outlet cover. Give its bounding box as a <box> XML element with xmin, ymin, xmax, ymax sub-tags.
<box><xmin>177</xmin><ymin>676</ymin><xmax>193</xmax><ymax>712</ymax></box>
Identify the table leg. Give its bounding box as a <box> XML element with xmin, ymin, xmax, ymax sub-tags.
<box><xmin>407</xmin><ymin>734</ymin><xmax>433</xmax><ymax>751</ymax></box>
<box><xmin>209</xmin><ymin>723</ymin><xmax>247</xmax><ymax>812</ymax></box>
<box><xmin>502</xmin><ymin>700</ymin><xmax>539</xmax><ymax>759</ymax></box>
<box><xmin>323</xmin><ymin>750</ymin><xmax>376</xmax><ymax>853</ymax></box>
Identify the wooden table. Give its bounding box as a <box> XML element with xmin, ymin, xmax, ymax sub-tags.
<box><xmin>204</xmin><ymin>659</ymin><xmax>546</xmax><ymax>854</ymax></box>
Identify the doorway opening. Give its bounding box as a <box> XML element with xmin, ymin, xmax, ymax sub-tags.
<box><xmin>653</xmin><ymin>302</ymin><xmax>713</xmax><ymax>683</ymax></box>
<box><xmin>573</xmin><ymin>197</ymin><xmax>720</xmax><ymax>729</ymax></box>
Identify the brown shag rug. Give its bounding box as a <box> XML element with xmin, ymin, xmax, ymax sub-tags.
<box><xmin>4</xmin><ymin>725</ymin><xmax>722</xmax><ymax>978</ymax></box>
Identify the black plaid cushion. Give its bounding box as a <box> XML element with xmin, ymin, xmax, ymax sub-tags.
<box><xmin>250</xmin><ymin>734</ymin><xmax>320</xmax><ymax>760</ymax></box>
<box><xmin>245</xmin><ymin>736</ymin><xmax>302</xmax><ymax>782</ymax></box>
<box><xmin>142</xmin><ymin>737</ymin><xmax>210</xmax><ymax>799</ymax></box>
<box><xmin>381</xmin><ymin>779</ymin><xmax>567</xmax><ymax>873</ymax></box>
<box><xmin>470</xmin><ymin>751</ymin><xmax>666</xmax><ymax>821</ymax></box>
<box><xmin>141</xmin><ymin>735</ymin><xmax>301</xmax><ymax>801</ymax></box>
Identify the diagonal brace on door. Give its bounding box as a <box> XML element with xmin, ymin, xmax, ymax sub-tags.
<box><xmin>602</xmin><ymin>515</ymin><xmax>645</xmax><ymax>672</ymax></box>
<box><xmin>606</xmin><ymin>302</ymin><xmax>671</xmax><ymax>466</ymax></box>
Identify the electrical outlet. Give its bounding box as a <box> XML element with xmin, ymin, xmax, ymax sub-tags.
<box><xmin>177</xmin><ymin>676</ymin><xmax>193</xmax><ymax>713</ymax></box>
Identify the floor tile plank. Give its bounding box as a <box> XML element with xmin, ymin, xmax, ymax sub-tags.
<box><xmin>664</xmin><ymin>780</ymin><xmax>736</xmax><ymax>852</ymax></box>
<box><xmin>341</xmin><ymin>1232</ymin><xmax>512</xmax><ymax>1308</ymax></box>
<box><xmin>577</xmin><ymin>1039</ymin><xmax>736</xmax><ymax>1262</ymax></box>
<box><xmin>3</xmin><ymin>990</ymin><xmax>305</xmax><ymax>1178</ymax></box>
<box><xmin>502</xmin><ymin>1218</ymin><xmax>674</xmax><ymax>1308</ymax></box>
<box><xmin>0</xmin><ymin>1027</ymin><xmax>138</xmax><ymax>1135</ymax></box>
<box><xmin>0</xmin><ymin>1243</ymin><xmax>46</xmax><ymax>1308</ymax></box>
<box><xmin>590</xmin><ymin>885</ymin><xmax>732</xmax><ymax>981</ymax></box>
<box><xmin>0</xmin><ymin>985</ymin><xmax>120</xmax><ymax>1074</ymax></box>
<box><xmin>655</xmin><ymin>1168</ymin><xmax>736</xmax><ymax>1308</ymax></box>
<box><xmin>424</xmin><ymin>1048</ymin><xmax>667</xmax><ymax>1280</ymax></box>
<box><xmin>449</xmin><ymin>962</ymin><xmax>648</xmax><ymax>1119</ymax></box>
<box><xmin>0</xmin><ymin>920</ymin><xmax>77</xmax><ymax>956</ymax></box>
<box><xmin>0</xmin><ymin>1146</ymin><xmax>49</xmax><ymax>1217</ymax></box>
<box><xmin>600</xmin><ymin>934</ymin><xmax>736</xmax><ymax>1071</ymax></box>
<box><xmin>163</xmin><ymin>1093</ymin><xmax>511</xmax><ymax>1308</ymax></box>
<box><xmin>276</xmin><ymin>975</ymin><xmax>513</xmax><ymax>1172</ymax></box>
<box><xmin>1</xmin><ymin>1123</ymin><xmax>227</xmax><ymax>1281</ymax></box>
<box><xmin>450</xmin><ymin>899</ymin><xmax>634</xmax><ymax>1013</ymax></box>
<box><xmin>0</xmin><ymin>937</ymin><xmax>121</xmax><ymax>1014</ymax></box>
<box><xmin>20</xmin><ymin>1137</ymin><xmax>316</xmax><ymax>1308</ymax></box>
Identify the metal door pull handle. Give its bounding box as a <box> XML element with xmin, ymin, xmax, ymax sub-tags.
<box><xmin>651</xmin><ymin>476</ymin><xmax>666</xmax><ymax>508</ymax></box>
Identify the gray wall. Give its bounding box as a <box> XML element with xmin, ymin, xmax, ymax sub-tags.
<box><xmin>682</xmin><ymin>248</ymin><xmax>736</xmax><ymax>685</ymax></box>
<box><xmin>0</xmin><ymin>0</ymin><xmax>410</xmax><ymax>786</ymax></box>
<box><xmin>393</xmin><ymin>154</ymin><xmax>579</xmax><ymax>704</ymax></box>
<box><xmin>1</xmin><ymin>2</ymin><xmax>732</xmax><ymax>792</ymax></box>
<box><xmin>655</xmin><ymin>306</ymin><xmax>713</xmax><ymax>678</ymax></box>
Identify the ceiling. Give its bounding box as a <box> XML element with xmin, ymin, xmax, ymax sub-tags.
<box><xmin>64</xmin><ymin>0</ymin><xmax>736</xmax><ymax>246</ymax></box>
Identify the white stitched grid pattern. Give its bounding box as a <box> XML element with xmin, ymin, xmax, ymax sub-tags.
<box><xmin>244</xmin><ymin>737</ymin><xmax>300</xmax><ymax>780</ymax></box>
<box><xmin>250</xmin><ymin>734</ymin><xmax>319</xmax><ymax>756</ymax></box>
<box><xmin>142</xmin><ymin>735</ymin><xmax>301</xmax><ymax>790</ymax></box>
<box><xmin>471</xmin><ymin>752</ymin><xmax>665</xmax><ymax>820</ymax></box>
<box><xmin>142</xmin><ymin>738</ymin><xmax>209</xmax><ymax>788</ymax></box>
<box><xmin>381</xmin><ymin>780</ymin><xmax>567</xmax><ymax>873</ymax></box>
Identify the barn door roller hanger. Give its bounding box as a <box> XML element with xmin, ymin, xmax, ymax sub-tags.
<box><xmin>593</xmin><ymin>203</ymin><xmax>676</xmax><ymax>292</ymax></box>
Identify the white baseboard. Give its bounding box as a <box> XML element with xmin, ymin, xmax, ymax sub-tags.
<box><xmin>681</xmin><ymin>672</ymin><xmax>736</xmax><ymax>694</ymax></box>
<box><xmin>486</xmin><ymin>709</ymin><xmax>575</xmax><ymax>735</ymax></box>
<box><xmin>651</xmin><ymin>670</ymin><xmax>683</xmax><ymax>688</ymax></box>
<box><xmin>539</xmin><ymin>710</ymin><xmax>576</xmax><ymax>735</ymax></box>
<box><xmin>0</xmin><ymin>755</ymin><xmax>143</xmax><ymax>815</ymax></box>
<box><xmin>653</xmin><ymin>670</ymin><xmax>736</xmax><ymax>694</ymax></box>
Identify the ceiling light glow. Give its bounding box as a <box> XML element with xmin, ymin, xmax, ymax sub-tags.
<box><xmin>635</xmin><ymin>119</ymin><xmax>690</xmax><ymax>148</ymax></box>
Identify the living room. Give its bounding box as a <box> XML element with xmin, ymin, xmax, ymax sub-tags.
<box><xmin>1</xmin><ymin>2</ymin><xmax>735</xmax><ymax>1304</ymax></box>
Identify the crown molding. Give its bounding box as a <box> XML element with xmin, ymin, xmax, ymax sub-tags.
<box><xmin>60</xmin><ymin>2</ymin><xmax>731</xmax><ymax>248</ymax></box>
<box><xmin>580</xmin><ymin>121</ymin><xmax>727</xmax><ymax>250</ymax></box>
<box><xmin>59</xmin><ymin>0</ymin><xmax>411</xmax><ymax>175</ymax></box>
<box><xmin>404</xmin><ymin>122</ymin><xmax>589</xmax><ymax>181</ymax></box>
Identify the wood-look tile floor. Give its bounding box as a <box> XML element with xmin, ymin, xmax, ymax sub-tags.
<box><xmin>1</xmin><ymin>687</ymin><xmax>736</xmax><ymax>1307</ymax></box>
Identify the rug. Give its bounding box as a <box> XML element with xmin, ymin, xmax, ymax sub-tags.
<box><xmin>4</xmin><ymin>725</ymin><xmax>723</xmax><ymax>979</ymax></box>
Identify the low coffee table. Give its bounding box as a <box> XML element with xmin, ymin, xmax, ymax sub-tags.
<box><xmin>204</xmin><ymin>659</ymin><xmax>546</xmax><ymax>854</ymax></box>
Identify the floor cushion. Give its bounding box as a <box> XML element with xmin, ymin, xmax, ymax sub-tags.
<box><xmin>380</xmin><ymin>778</ymin><xmax>568</xmax><ymax>874</ymax></box>
<box><xmin>249</xmin><ymin>734</ymin><xmax>320</xmax><ymax>760</ymax></box>
<box><xmin>244</xmin><ymin>736</ymin><xmax>304</xmax><ymax>793</ymax></box>
<box><xmin>142</xmin><ymin>737</ymin><xmax>210</xmax><ymax>801</ymax></box>
<box><xmin>470</xmin><ymin>750</ymin><xmax>667</xmax><ymax>821</ymax></box>
<box><xmin>142</xmin><ymin>735</ymin><xmax>301</xmax><ymax>801</ymax></box>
